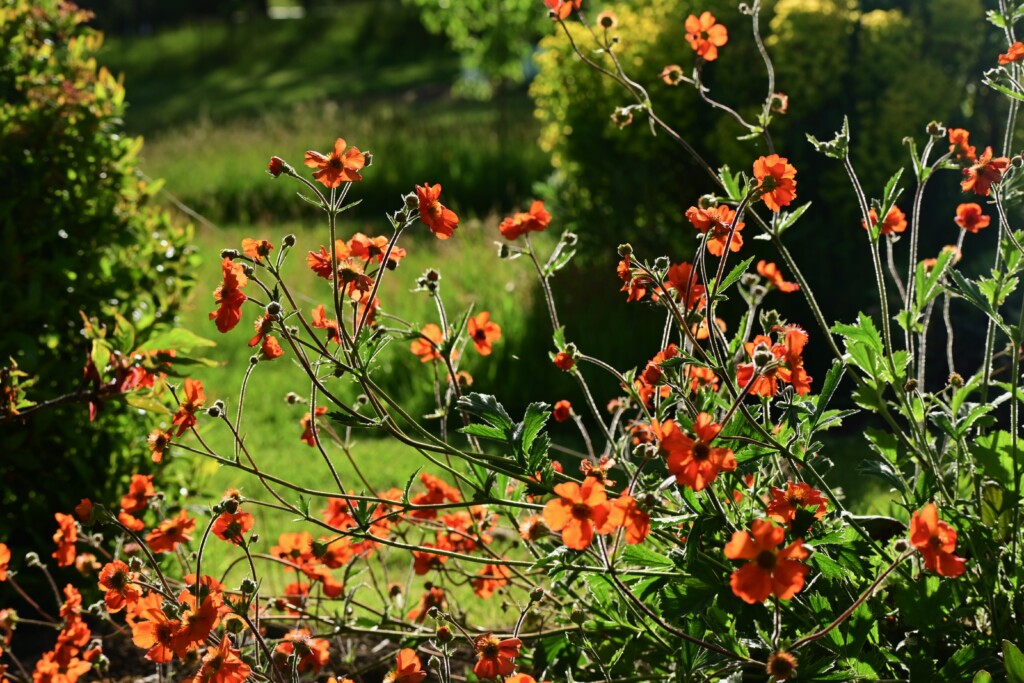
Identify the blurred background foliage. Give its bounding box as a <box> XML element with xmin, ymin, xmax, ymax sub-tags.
<box><xmin>0</xmin><ymin>0</ymin><xmax>196</xmax><ymax>554</ymax></box>
<box><xmin>3</xmin><ymin>0</ymin><xmax>1017</xmax><ymax>565</ymax></box>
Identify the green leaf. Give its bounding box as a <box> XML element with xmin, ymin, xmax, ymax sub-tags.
<box><xmin>124</xmin><ymin>392</ymin><xmax>171</xmax><ymax>414</ymax></box>
<box><xmin>520</xmin><ymin>402</ymin><xmax>551</xmax><ymax>455</ymax></box>
<box><xmin>776</xmin><ymin>202</ymin><xmax>812</xmax><ymax>235</ymax></box>
<box><xmin>138</xmin><ymin>328</ymin><xmax>217</xmax><ymax>354</ymax></box>
<box><xmin>949</xmin><ymin>270</ymin><xmax>1008</xmax><ymax>331</ymax></box>
<box><xmin>716</xmin><ymin>256</ymin><xmax>754</xmax><ymax>295</ymax></box>
<box><xmin>459</xmin><ymin>423</ymin><xmax>506</xmax><ymax>441</ymax></box>
<box><xmin>1004</xmin><ymin>640</ymin><xmax>1024</xmax><ymax>683</ymax></box>
<box><xmin>90</xmin><ymin>339</ymin><xmax>112</xmax><ymax>372</ymax></box>
<box><xmin>620</xmin><ymin>544</ymin><xmax>674</xmax><ymax>569</ymax></box>
<box><xmin>457</xmin><ymin>393</ymin><xmax>514</xmax><ymax>430</ymax></box>
<box><xmin>811</xmin><ymin>360</ymin><xmax>846</xmax><ymax>430</ymax></box>
<box><xmin>973</xmin><ymin>671</ymin><xmax>993</xmax><ymax>683</ymax></box>
<box><xmin>718</xmin><ymin>164</ymin><xmax>743</xmax><ymax>201</ymax></box>
<box><xmin>974</xmin><ymin>431</ymin><xmax>1017</xmax><ymax>485</ymax></box>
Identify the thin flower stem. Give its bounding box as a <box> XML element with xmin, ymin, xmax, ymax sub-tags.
<box><xmin>790</xmin><ymin>550</ymin><xmax>912</xmax><ymax>651</ymax></box>
<box><xmin>524</xmin><ymin>234</ymin><xmax>560</xmax><ymax>331</ymax></box>
<box><xmin>7</xmin><ymin>575</ymin><xmax>58</xmax><ymax>622</ymax></box>
<box><xmin>885</xmin><ymin>237</ymin><xmax>907</xmax><ymax>305</ymax></box>
<box><xmin>355</xmin><ymin>221</ymin><xmax>407</xmax><ymax>337</ymax></box>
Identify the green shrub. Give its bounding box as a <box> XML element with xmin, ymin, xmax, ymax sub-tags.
<box><xmin>0</xmin><ymin>1</ymin><xmax>197</xmax><ymax>553</ymax></box>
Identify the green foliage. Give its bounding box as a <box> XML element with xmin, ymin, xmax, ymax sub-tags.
<box><xmin>404</xmin><ymin>0</ymin><xmax>548</xmax><ymax>97</ymax></box>
<box><xmin>0</xmin><ymin>1</ymin><xmax>197</xmax><ymax>550</ymax></box>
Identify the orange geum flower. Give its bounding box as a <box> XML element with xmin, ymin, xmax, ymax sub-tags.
<box><xmin>468</xmin><ymin>312</ymin><xmax>501</xmax><ymax>355</ymax></box>
<box><xmin>311</xmin><ymin>304</ymin><xmax>341</xmax><ymax>345</ymax></box>
<box><xmin>416</xmin><ymin>183</ymin><xmax>459</xmax><ymax>239</ymax></box>
<box><xmin>307</xmin><ymin>241</ymin><xmax>350</xmax><ymax>280</ymax></box>
<box><xmin>665</xmin><ymin>413</ymin><xmax>737</xmax><ymax>491</ymax></box>
<box><xmin>0</xmin><ymin>543</ymin><xmax>9</xmax><ymax>581</ymax></box>
<box><xmin>473</xmin><ymin>562</ymin><xmax>512</xmax><ymax>599</ymax></box>
<box><xmin>552</xmin><ymin>399</ymin><xmax>572</xmax><ymax>423</ymax></box>
<box><xmin>271</xmin><ymin>531</ymin><xmax>315</xmax><ymax>568</ymax></box>
<box><xmin>862</xmin><ymin>206</ymin><xmax>907</xmax><ymax>236</ymax></box>
<box><xmin>605</xmin><ymin>495</ymin><xmax>650</xmax><ymax>545</ymax></box>
<box><xmin>209</xmin><ymin>258</ymin><xmax>248</xmax><ymax>333</ymax></box>
<box><xmin>120</xmin><ymin>474</ymin><xmax>156</xmax><ymax>514</ymax></box>
<box><xmin>189</xmin><ymin>636</ymin><xmax>251</xmax><ymax>683</ymax></box>
<box><xmin>407</xmin><ymin>585</ymin><xmax>447</xmax><ymax>623</ymax></box>
<box><xmin>275</xmin><ymin>629</ymin><xmax>331</xmax><ymax>673</ymax></box>
<box><xmin>948</xmin><ymin>128</ymin><xmax>977</xmax><ymax>164</ymax></box>
<box><xmin>98</xmin><ymin>560</ymin><xmax>141</xmax><ymax>613</ymax></box>
<box><xmin>299</xmin><ymin>406</ymin><xmax>329</xmax><ymax>447</ymax></box>
<box><xmin>74</xmin><ymin>498</ymin><xmax>93</xmax><ymax>524</ymax></box>
<box><xmin>304</xmin><ymin>138</ymin><xmax>365</xmax><ymax>188</ymax></box>
<box><xmin>411</xmin><ymin>323</ymin><xmax>444</xmax><ymax>362</ymax></box>
<box><xmin>909</xmin><ymin>503</ymin><xmax>966</xmax><ymax>578</ymax></box>
<box><xmin>999</xmin><ymin>41</ymin><xmax>1024</xmax><ymax>65</ymax></box>
<box><xmin>147</xmin><ymin>429</ymin><xmax>172</xmax><ymax>463</ymax></box>
<box><xmin>473</xmin><ymin>634</ymin><xmax>523</xmax><ymax>680</ymax></box>
<box><xmin>685</xmin><ymin>11</ymin><xmax>728</xmax><ymax>62</ymax></box>
<box><xmin>171</xmin><ymin>378</ymin><xmax>205</xmax><ymax>436</ymax></box>
<box><xmin>241</xmin><ymin>238</ymin><xmax>273</xmax><ymax>262</ymax></box>
<box><xmin>544</xmin><ymin>0</ymin><xmax>581</xmax><ymax>20</ymax></box>
<box><xmin>756</xmin><ymin>260</ymin><xmax>799</xmax><ymax>293</ymax></box>
<box><xmin>775</xmin><ymin>325</ymin><xmax>812</xmax><ymax>396</ymax></box>
<box><xmin>52</xmin><ymin>512</ymin><xmax>78</xmax><ymax>568</ymax></box>
<box><xmin>961</xmin><ymin>146</ymin><xmax>1009</xmax><ymax>196</ymax></box>
<box><xmin>211</xmin><ymin>511</ymin><xmax>254</xmax><ymax>545</ymax></box>
<box><xmin>131</xmin><ymin>599</ymin><xmax>182</xmax><ymax>663</ymax></box>
<box><xmin>499</xmin><ymin>200</ymin><xmax>551</xmax><ymax>240</ymax></box>
<box><xmin>724</xmin><ymin>519</ymin><xmax>810</xmax><ymax>604</ymax></box>
<box><xmin>146</xmin><ymin>509</ymin><xmax>196</xmax><ymax>554</ymax></box>
<box><xmin>542</xmin><ymin>478</ymin><xmax>610</xmax><ymax>550</ymax></box>
<box><xmin>753</xmin><ymin>154</ymin><xmax>797</xmax><ymax>212</ymax></box>
<box><xmin>666</xmin><ymin>262</ymin><xmax>707</xmax><ymax>310</ymax></box>
<box><xmin>686</xmin><ymin>204</ymin><xmax>744</xmax><ymax>256</ymax></box>
<box><xmin>766</xmin><ymin>482</ymin><xmax>828</xmax><ymax>526</ymax></box>
<box><xmin>954</xmin><ymin>202</ymin><xmax>991</xmax><ymax>233</ymax></box>
<box><xmin>118</xmin><ymin>510</ymin><xmax>145</xmax><ymax>531</ymax></box>
<box><xmin>383</xmin><ymin>648</ymin><xmax>428</xmax><ymax>683</ymax></box>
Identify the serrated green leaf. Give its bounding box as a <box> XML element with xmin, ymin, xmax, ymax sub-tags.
<box><xmin>811</xmin><ymin>360</ymin><xmax>846</xmax><ymax>430</ymax></box>
<box><xmin>716</xmin><ymin>256</ymin><xmax>754</xmax><ymax>295</ymax></box>
<box><xmin>138</xmin><ymin>328</ymin><xmax>217</xmax><ymax>353</ymax></box>
<box><xmin>457</xmin><ymin>393</ymin><xmax>514</xmax><ymax>430</ymax></box>
<box><xmin>620</xmin><ymin>544</ymin><xmax>674</xmax><ymax>569</ymax></box>
<box><xmin>776</xmin><ymin>202</ymin><xmax>812</xmax><ymax>235</ymax></box>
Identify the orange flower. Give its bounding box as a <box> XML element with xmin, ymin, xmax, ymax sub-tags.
<box><xmin>118</xmin><ymin>510</ymin><xmax>145</xmax><ymax>531</ymax></box>
<box><xmin>473</xmin><ymin>562</ymin><xmax>512</xmax><ymax>599</ymax></box>
<box><xmin>260</xmin><ymin>335</ymin><xmax>284</xmax><ymax>360</ymax></box>
<box><xmin>766</xmin><ymin>482</ymin><xmax>828</xmax><ymax>526</ymax></box>
<box><xmin>311</xmin><ymin>304</ymin><xmax>341</xmax><ymax>345</ymax></box>
<box><xmin>52</xmin><ymin>512</ymin><xmax>77</xmax><ymax>568</ymax></box>
<box><xmin>407</xmin><ymin>585</ymin><xmax>447</xmax><ymax>623</ymax></box>
<box><xmin>241</xmin><ymin>238</ymin><xmax>273</xmax><ymax>262</ymax></box>
<box><xmin>756</xmin><ymin>260</ymin><xmax>799</xmax><ymax>293</ymax></box>
<box><xmin>131</xmin><ymin>598</ymin><xmax>182</xmax><ymax>663</ymax></box>
<box><xmin>411</xmin><ymin>323</ymin><xmax>444</xmax><ymax>362</ymax></box>
<box><xmin>909</xmin><ymin>503</ymin><xmax>966</xmax><ymax>578</ymax></box>
<box><xmin>383</xmin><ymin>648</ymin><xmax>427</xmax><ymax>683</ymax></box>
<box><xmin>685</xmin><ymin>12</ymin><xmax>728</xmax><ymax>62</ymax></box>
<box><xmin>553</xmin><ymin>350</ymin><xmax>575</xmax><ymax>370</ymax></box>
<box><xmin>74</xmin><ymin>498</ymin><xmax>93</xmax><ymax>523</ymax></box>
<box><xmin>0</xmin><ymin>543</ymin><xmax>9</xmax><ymax>581</ymax></box>
<box><xmin>544</xmin><ymin>0</ymin><xmax>581</xmax><ymax>20</ymax></box>
<box><xmin>304</xmin><ymin>138</ymin><xmax>365</xmax><ymax>187</ymax></box>
<box><xmin>146</xmin><ymin>509</ymin><xmax>196</xmax><ymax>554</ymax></box>
<box><xmin>664</xmin><ymin>413</ymin><xmax>736</xmax><ymax>491</ymax></box>
<box><xmin>948</xmin><ymin>128</ymin><xmax>977</xmax><ymax>164</ymax></box>
<box><xmin>499</xmin><ymin>200</ymin><xmax>552</xmax><ymax>240</ymax></box>
<box><xmin>753</xmin><ymin>155</ymin><xmax>797</xmax><ymax>212</ymax></box>
<box><xmin>120</xmin><ymin>474</ymin><xmax>156</xmax><ymax>514</ymax></box>
<box><xmin>267</xmin><ymin>156</ymin><xmax>286</xmax><ymax>178</ymax></box>
<box><xmin>862</xmin><ymin>206</ymin><xmax>907</xmax><ymax>235</ymax></box>
<box><xmin>307</xmin><ymin>241</ymin><xmax>349</xmax><ymax>279</ymax></box>
<box><xmin>98</xmin><ymin>560</ymin><xmax>141</xmax><ymax>612</ymax></box>
<box><xmin>299</xmin><ymin>406</ymin><xmax>329</xmax><ymax>447</ymax></box>
<box><xmin>147</xmin><ymin>429</ymin><xmax>172</xmax><ymax>463</ymax></box>
<box><xmin>275</xmin><ymin>629</ymin><xmax>331</xmax><ymax>673</ymax></box>
<box><xmin>31</xmin><ymin>648</ymin><xmax>92</xmax><ymax>683</ymax></box>
<box><xmin>775</xmin><ymin>325</ymin><xmax>812</xmax><ymax>395</ymax></box>
<box><xmin>209</xmin><ymin>258</ymin><xmax>248</xmax><ymax>333</ymax></box>
<box><xmin>473</xmin><ymin>634</ymin><xmax>522</xmax><ymax>680</ymax></box>
<box><xmin>171</xmin><ymin>378</ymin><xmax>205</xmax><ymax>436</ymax></box>
<box><xmin>542</xmin><ymin>479</ymin><xmax>610</xmax><ymax>550</ymax></box>
<box><xmin>999</xmin><ymin>41</ymin><xmax>1024</xmax><ymax>65</ymax></box>
<box><xmin>189</xmin><ymin>637</ymin><xmax>251</xmax><ymax>683</ymax></box>
<box><xmin>954</xmin><ymin>203</ymin><xmax>991</xmax><ymax>233</ymax></box>
<box><xmin>552</xmin><ymin>400</ymin><xmax>572</xmax><ymax>422</ymax></box>
<box><xmin>660</xmin><ymin>64</ymin><xmax>685</xmax><ymax>85</ymax></box>
<box><xmin>271</xmin><ymin>531</ymin><xmax>315</xmax><ymax>568</ymax></box>
<box><xmin>416</xmin><ymin>183</ymin><xmax>459</xmax><ymax>239</ymax></box>
<box><xmin>605</xmin><ymin>495</ymin><xmax>650</xmax><ymax>544</ymax></box>
<box><xmin>686</xmin><ymin>204</ymin><xmax>744</xmax><ymax>256</ymax></box>
<box><xmin>724</xmin><ymin>519</ymin><xmax>809</xmax><ymax>604</ymax></box>
<box><xmin>212</xmin><ymin>511</ymin><xmax>254</xmax><ymax>545</ymax></box>
<box><xmin>175</xmin><ymin>592</ymin><xmax>220</xmax><ymax>653</ymax></box>
<box><xmin>666</xmin><ymin>262</ymin><xmax>707</xmax><ymax>310</ymax></box>
<box><xmin>468</xmin><ymin>312</ymin><xmax>501</xmax><ymax>355</ymax></box>
<box><xmin>961</xmin><ymin>146</ymin><xmax>1009</xmax><ymax>196</ymax></box>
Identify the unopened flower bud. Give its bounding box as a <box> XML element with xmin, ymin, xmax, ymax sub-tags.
<box><xmin>497</xmin><ymin>243</ymin><xmax>512</xmax><ymax>259</ymax></box>
<box><xmin>436</xmin><ymin>625</ymin><xmax>454</xmax><ymax>643</ymax></box>
<box><xmin>404</xmin><ymin>192</ymin><xmax>419</xmax><ymax>211</ymax></box>
<box><xmin>128</xmin><ymin>556</ymin><xmax>144</xmax><ymax>571</ymax></box>
<box><xmin>425</xmin><ymin>269</ymin><xmax>440</xmax><ymax>282</ymax></box>
<box><xmin>904</xmin><ymin>379</ymin><xmax>918</xmax><ymax>393</ymax></box>
<box><xmin>562</xmin><ymin>231</ymin><xmax>579</xmax><ymax>246</ymax></box>
<box><xmin>426</xmin><ymin>606</ymin><xmax>440</xmax><ymax>620</ymax></box>
<box><xmin>753</xmin><ymin>342</ymin><xmax>774</xmax><ymax>369</ymax></box>
<box><xmin>530</xmin><ymin>587</ymin><xmax>545</xmax><ymax>603</ymax></box>
<box><xmin>249</xmin><ymin>533</ymin><xmax>259</xmax><ymax>544</ymax></box>
<box><xmin>249</xmin><ymin>355</ymin><xmax>259</xmax><ymax>365</ymax></box>
<box><xmin>25</xmin><ymin>552</ymin><xmax>41</xmax><ymax>567</ymax></box>
<box><xmin>948</xmin><ymin>372</ymin><xmax>964</xmax><ymax>388</ymax></box>
<box><xmin>266</xmin><ymin>301</ymin><xmax>282</xmax><ymax>317</ymax></box>
<box><xmin>597</xmin><ymin>10</ymin><xmax>617</xmax><ymax>29</ymax></box>
<box><xmin>653</xmin><ymin>256</ymin><xmax>670</xmax><ymax>272</ymax></box>
<box><xmin>285</xmin><ymin>392</ymin><xmax>303</xmax><ymax>404</ymax></box>
<box><xmin>893</xmin><ymin>539</ymin><xmax>909</xmax><ymax>553</ymax></box>
<box><xmin>926</xmin><ymin>121</ymin><xmax>946</xmax><ymax>138</ymax></box>
<box><xmin>267</xmin><ymin>156</ymin><xmax>287</xmax><ymax>178</ymax></box>
<box><xmin>282</xmin><ymin>233</ymin><xmax>296</xmax><ymax>247</ymax></box>
<box><xmin>363</xmin><ymin>151</ymin><xmax>373</xmax><ymax>168</ymax></box>
<box><xmin>617</xmin><ymin>243</ymin><xmax>633</xmax><ymax>257</ymax></box>
<box><xmin>698</xmin><ymin>194</ymin><xmax>718</xmax><ymax>210</ymax></box>
<box><xmin>240</xmin><ymin>578</ymin><xmax>257</xmax><ymax>594</ymax></box>
<box><xmin>221</xmin><ymin>249</ymin><xmax>239</xmax><ymax>259</ymax></box>
<box><xmin>570</xmin><ymin>608</ymin><xmax>586</xmax><ymax>624</ymax></box>
<box><xmin>241</xmin><ymin>264</ymin><xmax>254</xmax><ymax>277</ymax></box>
